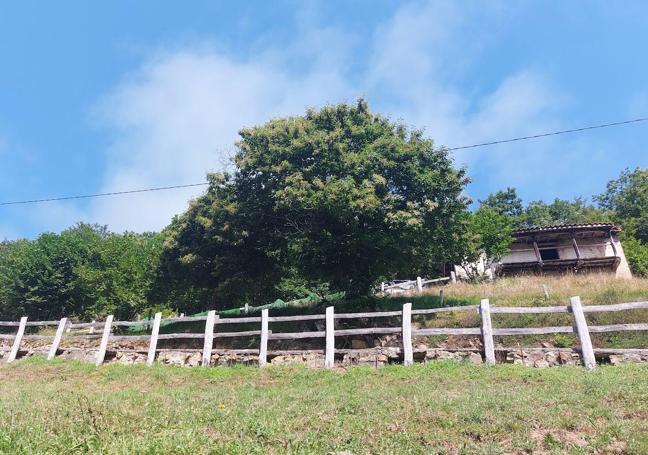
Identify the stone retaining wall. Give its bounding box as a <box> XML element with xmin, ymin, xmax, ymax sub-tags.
<box><xmin>3</xmin><ymin>342</ymin><xmax>648</xmax><ymax>368</ymax></box>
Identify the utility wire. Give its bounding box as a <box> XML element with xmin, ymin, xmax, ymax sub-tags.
<box><xmin>1</xmin><ymin>117</ymin><xmax>646</xmax><ymax>206</ymax></box>
<box><xmin>0</xmin><ymin>183</ymin><xmax>209</xmax><ymax>206</ymax></box>
<box><xmin>446</xmin><ymin>117</ymin><xmax>648</xmax><ymax>151</ymax></box>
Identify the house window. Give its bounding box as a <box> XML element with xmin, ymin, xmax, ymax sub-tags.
<box><xmin>540</xmin><ymin>248</ymin><xmax>560</xmax><ymax>260</ymax></box>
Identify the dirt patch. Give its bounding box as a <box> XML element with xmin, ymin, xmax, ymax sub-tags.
<box><xmin>529</xmin><ymin>428</ymin><xmax>590</xmax><ymax>450</ymax></box>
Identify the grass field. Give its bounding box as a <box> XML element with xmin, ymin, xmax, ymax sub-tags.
<box><xmin>366</xmin><ymin>274</ymin><xmax>648</xmax><ymax>350</ymax></box>
<box><xmin>2</xmin><ymin>357</ymin><xmax>648</xmax><ymax>454</ymax></box>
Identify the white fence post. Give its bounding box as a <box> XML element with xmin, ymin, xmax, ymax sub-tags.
<box><xmin>402</xmin><ymin>303</ymin><xmax>413</xmax><ymax>366</ymax></box>
<box><xmin>450</xmin><ymin>271</ymin><xmax>457</xmax><ymax>283</ymax></box>
<box><xmin>202</xmin><ymin>310</ymin><xmax>216</xmax><ymax>367</ymax></box>
<box><xmin>325</xmin><ymin>307</ymin><xmax>335</xmax><ymax>368</ymax></box>
<box><xmin>416</xmin><ymin>277</ymin><xmax>423</xmax><ymax>293</ymax></box>
<box><xmin>570</xmin><ymin>296</ymin><xmax>596</xmax><ymax>369</ymax></box>
<box><xmin>47</xmin><ymin>317</ymin><xmax>68</xmax><ymax>360</ymax></box>
<box><xmin>147</xmin><ymin>312</ymin><xmax>162</xmax><ymax>367</ymax></box>
<box><xmin>259</xmin><ymin>309</ymin><xmax>269</xmax><ymax>367</ymax></box>
<box><xmin>95</xmin><ymin>315</ymin><xmax>113</xmax><ymax>366</ymax></box>
<box><xmin>7</xmin><ymin>316</ymin><xmax>27</xmax><ymax>363</ymax></box>
<box><xmin>479</xmin><ymin>299</ymin><xmax>495</xmax><ymax>364</ymax></box>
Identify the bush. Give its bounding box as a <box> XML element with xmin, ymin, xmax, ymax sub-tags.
<box><xmin>622</xmin><ymin>235</ymin><xmax>648</xmax><ymax>277</ymax></box>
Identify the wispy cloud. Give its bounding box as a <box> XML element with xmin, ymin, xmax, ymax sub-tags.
<box><xmin>21</xmin><ymin>0</ymin><xmax>628</xmax><ymax>235</ymax></box>
<box><xmin>89</xmin><ymin>48</ymin><xmax>354</xmax><ymax>232</ymax></box>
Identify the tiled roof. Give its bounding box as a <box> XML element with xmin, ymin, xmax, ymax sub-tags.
<box><xmin>512</xmin><ymin>222</ymin><xmax>620</xmax><ymax>235</ymax></box>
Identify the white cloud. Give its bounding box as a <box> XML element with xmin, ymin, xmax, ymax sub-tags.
<box><xmin>363</xmin><ymin>3</ymin><xmax>573</xmax><ymax>201</ymax></box>
<box><xmin>88</xmin><ymin>49</ymin><xmax>354</xmax><ymax>232</ymax></box>
<box><xmin>51</xmin><ymin>0</ymin><xmax>588</xmax><ymax>233</ymax></box>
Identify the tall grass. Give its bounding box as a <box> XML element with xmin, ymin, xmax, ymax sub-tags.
<box><xmin>387</xmin><ymin>274</ymin><xmax>648</xmax><ymax>350</ymax></box>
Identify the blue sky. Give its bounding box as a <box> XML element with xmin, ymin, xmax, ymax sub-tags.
<box><xmin>1</xmin><ymin>1</ymin><xmax>647</xmax><ymax>239</ymax></box>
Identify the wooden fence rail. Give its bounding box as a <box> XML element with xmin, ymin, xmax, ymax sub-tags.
<box><xmin>381</xmin><ymin>276</ymin><xmax>451</xmax><ymax>294</ymax></box>
<box><xmin>3</xmin><ymin>296</ymin><xmax>648</xmax><ymax>368</ymax></box>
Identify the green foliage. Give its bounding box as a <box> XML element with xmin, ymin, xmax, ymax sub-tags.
<box><xmin>521</xmin><ymin>197</ymin><xmax>606</xmax><ymax>227</ymax></box>
<box><xmin>596</xmin><ymin>167</ymin><xmax>648</xmax><ymax>222</ymax></box>
<box><xmin>595</xmin><ymin>167</ymin><xmax>648</xmax><ymax>276</ymax></box>
<box><xmin>553</xmin><ymin>334</ymin><xmax>572</xmax><ymax>348</ymax></box>
<box><xmin>0</xmin><ymin>224</ymin><xmax>163</xmax><ymax>320</ymax></box>
<box><xmin>622</xmin><ymin>235</ymin><xmax>648</xmax><ymax>277</ymax></box>
<box><xmin>455</xmin><ymin>207</ymin><xmax>513</xmax><ymax>279</ymax></box>
<box><xmin>478</xmin><ymin>187</ymin><xmax>523</xmax><ymax>218</ymax></box>
<box><xmin>480</xmin><ymin>187</ymin><xmax>606</xmax><ymax>228</ymax></box>
<box><xmin>158</xmin><ymin>100</ymin><xmax>470</xmax><ymax>311</ymax></box>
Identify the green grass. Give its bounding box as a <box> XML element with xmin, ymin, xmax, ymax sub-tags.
<box><xmin>2</xmin><ymin>357</ymin><xmax>648</xmax><ymax>453</ymax></box>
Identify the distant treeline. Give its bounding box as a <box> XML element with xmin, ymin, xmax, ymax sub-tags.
<box><xmin>1</xmin><ymin>101</ymin><xmax>647</xmax><ymax>321</ymax></box>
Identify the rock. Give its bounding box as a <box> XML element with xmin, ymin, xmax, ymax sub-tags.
<box><xmin>185</xmin><ymin>352</ymin><xmax>202</xmax><ymax>367</ymax></box>
<box><xmin>558</xmin><ymin>351</ymin><xmax>571</xmax><ymax>364</ymax></box>
<box><xmin>271</xmin><ymin>353</ymin><xmax>325</xmax><ymax>368</ymax></box>
<box><xmin>534</xmin><ymin>359</ymin><xmax>550</xmax><ymax>368</ymax></box>
<box><xmin>271</xmin><ymin>355</ymin><xmax>301</xmax><ymax>366</ymax></box>
<box><xmin>351</xmin><ymin>339</ymin><xmax>369</xmax><ymax>349</ymax></box>
<box><xmin>437</xmin><ymin>350</ymin><xmax>460</xmax><ymax>360</ymax></box>
<box><xmin>609</xmin><ymin>354</ymin><xmax>643</xmax><ymax>365</ymax></box>
<box><xmin>526</xmin><ymin>352</ymin><xmax>545</xmax><ymax>364</ymax></box>
<box><xmin>158</xmin><ymin>351</ymin><xmax>187</xmax><ymax>366</ymax></box>
<box><xmin>342</xmin><ymin>351</ymin><xmax>388</xmax><ymax>367</ymax></box>
<box><xmin>379</xmin><ymin>334</ymin><xmax>399</xmax><ymax>347</ymax></box>
<box><xmin>303</xmin><ymin>353</ymin><xmax>325</xmax><ymax>368</ymax></box>
<box><xmin>468</xmin><ymin>352</ymin><xmax>483</xmax><ymax>364</ymax></box>
<box><xmin>114</xmin><ymin>352</ymin><xmax>145</xmax><ymax>365</ymax></box>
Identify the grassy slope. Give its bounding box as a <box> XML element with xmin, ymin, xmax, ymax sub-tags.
<box><xmin>360</xmin><ymin>274</ymin><xmax>648</xmax><ymax>349</ymax></box>
<box><xmin>1</xmin><ymin>357</ymin><xmax>648</xmax><ymax>454</ymax></box>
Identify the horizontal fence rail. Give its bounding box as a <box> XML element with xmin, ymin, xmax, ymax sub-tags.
<box><xmin>380</xmin><ymin>276</ymin><xmax>453</xmax><ymax>294</ymax></box>
<box><xmin>3</xmin><ymin>297</ymin><xmax>648</xmax><ymax>368</ymax></box>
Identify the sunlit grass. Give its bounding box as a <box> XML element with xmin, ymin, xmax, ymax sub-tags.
<box><xmin>1</xmin><ymin>357</ymin><xmax>648</xmax><ymax>453</ymax></box>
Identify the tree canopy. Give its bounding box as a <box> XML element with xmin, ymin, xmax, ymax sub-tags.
<box><xmin>0</xmin><ymin>224</ymin><xmax>162</xmax><ymax>320</ymax></box>
<box><xmin>157</xmin><ymin>100</ymin><xmax>470</xmax><ymax>311</ymax></box>
<box><xmin>478</xmin><ymin>187</ymin><xmax>523</xmax><ymax>218</ymax></box>
<box><xmin>455</xmin><ymin>207</ymin><xmax>513</xmax><ymax>279</ymax></box>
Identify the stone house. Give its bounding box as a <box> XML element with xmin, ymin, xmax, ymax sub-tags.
<box><xmin>497</xmin><ymin>223</ymin><xmax>632</xmax><ymax>278</ymax></box>
<box><xmin>455</xmin><ymin>222</ymin><xmax>632</xmax><ymax>279</ymax></box>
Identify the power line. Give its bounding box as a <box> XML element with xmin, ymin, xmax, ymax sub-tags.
<box><xmin>446</xmin><ymin>117</ymin><xmax>648</xmax><ymax>151</ymax></box>
<box><xmin>0</xmin><ymin>183</ymin><xmax>209</xmax><ymax>206</ymax></box>
<box><xmin>1</xmin><ymin>116</ymin><xmax>646</xmax><ymax>206</ymax></box>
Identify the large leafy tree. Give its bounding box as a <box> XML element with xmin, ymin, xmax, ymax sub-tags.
<box><xmin>0</xmin><ymin>224</ymin><xmax>163</xmax><ymax>320</ymax></box>
<box><xmin>158</xmin><ymin>100</ymin><xmax>470</xmax><ymax>311</ymax></box>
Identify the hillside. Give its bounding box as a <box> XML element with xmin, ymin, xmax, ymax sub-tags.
<box><xmin>365</xmin><ymin>274</ymin><xmax>648</xmax><ymax>351</ymax></box>
<box><xmin>1</xmin><ymin>358</ymin><xmax>646</xmax><ymax>453</ymax></box>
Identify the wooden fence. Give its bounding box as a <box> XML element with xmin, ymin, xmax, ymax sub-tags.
<box><xmin>2</xmin><ymin>296</ymin><xmax>648</xmax><ymax>369</ymax></box>
<box><xmin>380</xmin><ymin>275</ymin><xmax>454</xmax><ymax>294</ymax></box>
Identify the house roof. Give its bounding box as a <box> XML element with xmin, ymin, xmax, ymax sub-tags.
<box><xmin>512</xmin><ymin>222</ymin><xmax>620</xmax><ymax>235</ymax></box>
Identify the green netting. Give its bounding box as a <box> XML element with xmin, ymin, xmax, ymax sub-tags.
<box><xmin>128</xmin><ymin>291</ymin><xmax>346</xmax><ymax>332</ymax></box>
